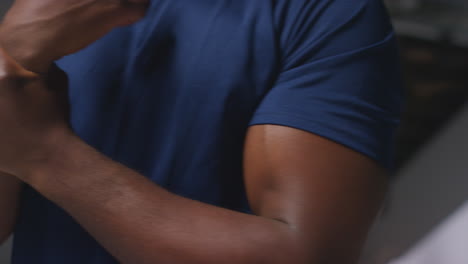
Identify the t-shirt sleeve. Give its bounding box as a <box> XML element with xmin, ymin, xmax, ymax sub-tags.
<box><xmin>249</xmin><ymin>0</ymin><xmax>404</xmax><ymax>169</ymax></box>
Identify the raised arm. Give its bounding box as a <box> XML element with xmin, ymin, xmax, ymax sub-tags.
<box><xmin>0</xmin><ymin>56</ymin><xmax>388</xmax><ymax>261</ymax></box>
<box><xmin>0</xmin><ymin>113</ymin><xmax>388</xmax><ymax>264</ymax></box>
<box><xmin>0</xmin><ymin>0</ymin><xmax>148</xmax><ymax>246</ymax></box>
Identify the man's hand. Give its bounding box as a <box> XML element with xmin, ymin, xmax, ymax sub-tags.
<box><xmin>0</xmin><ymin>47</ymin><xmax>72</xmax><ymax>178</ymax></box>
<box><xmin>0</xmin><ymin>0</ymin><xmax>149</xmax><ymax>73</ymax></box>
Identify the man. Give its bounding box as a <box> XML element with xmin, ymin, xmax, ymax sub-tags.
<box><xmin>0</xmin><ymin>0</ymin><xmax>403</xmax><ymax>263</ymax></box>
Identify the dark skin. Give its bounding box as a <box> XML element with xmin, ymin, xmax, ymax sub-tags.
<box><xmin>0</xmin><ymin>1</ymin><xmax>388</xmax><ymax>263</ymax></box>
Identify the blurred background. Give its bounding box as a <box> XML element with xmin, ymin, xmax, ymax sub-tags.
<box><xmin>1</xmin><ymin>0</ymin><xmax>468</xmax><ymax>263</ymax></box>
<box><xmin>361</xmin><ymin>1</ymin><xmax>468</xmax><ymax>263</ymax></box>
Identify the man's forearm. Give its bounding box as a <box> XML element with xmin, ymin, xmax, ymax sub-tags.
<box><xmin>0</xmin><ymin>41</ymin><xmax>305</xmax><ymax>264</ymax></box>
<box><xmin>24</xmin><ymin>135</ymin><xmax>304</xmax><ymax>264</ymax></box>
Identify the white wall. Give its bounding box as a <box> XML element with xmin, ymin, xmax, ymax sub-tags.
<box><xmin>0</xmin><ymin>237</ymin><xmax>12</xmax><ymax>264</ymax></box>
<box><xmin>361</xmin><ymin>103</ymin><xmax>468</xmax><ymax>264</ymax></box>
<box><xmin>389</xmin><ymin>201</ymin><xmax>468</xmax><ymax>264</ymax></box>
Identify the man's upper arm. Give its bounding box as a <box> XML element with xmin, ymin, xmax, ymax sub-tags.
<box><xmin>243</xmin><ymin>124</ymin><xmax>387</xmax><ymax>263</ymax></box>
<box><xmin>251</xmin><ymin>0</ymin><xmax>403</xmax><ymax>169</ymax></box>
<box><xmin>243</xmin><ymin>1</ymin><xmax>403</xmax><ymax>261</ymax></box>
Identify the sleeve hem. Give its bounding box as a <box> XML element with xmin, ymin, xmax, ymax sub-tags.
<box><xmin>249</xmin><ymin>111</ymin><xmax>394</xmax><ymax>170</ymax></box>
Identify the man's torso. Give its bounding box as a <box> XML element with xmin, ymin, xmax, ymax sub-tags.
<box><xmin>13</xmin><ymin>1</ymin><xmax>281</xmax><ymax>263</ymax></box>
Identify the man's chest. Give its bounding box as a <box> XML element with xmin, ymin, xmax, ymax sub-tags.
<box><xmin>57</xmin><ymin>1</ymin><xmax>280</xmax><ymax>150</ymax></box>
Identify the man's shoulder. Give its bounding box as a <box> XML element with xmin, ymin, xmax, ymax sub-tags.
<box><xmin>272</xmin><ymin>0</ymin><xmax>392</xmax><ymax>61</ymax></box>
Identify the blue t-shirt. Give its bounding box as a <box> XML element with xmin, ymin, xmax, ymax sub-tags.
<box><xmin>12</xmin><ymin>0</ymin><xmax>403</xmax><ymax>263</ymax></box>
